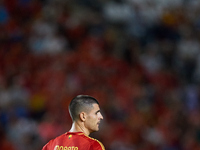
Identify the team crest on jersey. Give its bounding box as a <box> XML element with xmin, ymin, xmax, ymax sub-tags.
<box><xmin>68</xmin><ymin>135</ymin><xmax>72</xmax><ymax>139</ymax></box>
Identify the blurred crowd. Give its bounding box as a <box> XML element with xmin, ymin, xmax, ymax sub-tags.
<box><xmin>1</xmin><ymin>0</ymin><xmax>200</xmax><ymax>150</ymax></box>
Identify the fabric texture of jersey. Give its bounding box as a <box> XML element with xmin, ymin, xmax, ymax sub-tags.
<box><xmin>42</xmin><ymin>132</ymin><xmax>105</xmax><ymax>150</ymax></box>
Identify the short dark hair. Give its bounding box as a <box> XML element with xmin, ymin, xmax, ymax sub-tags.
<box><xmin>69</xmin><ymin>95</ymin><xmax>99</xmax><ymax>121</ymax></box>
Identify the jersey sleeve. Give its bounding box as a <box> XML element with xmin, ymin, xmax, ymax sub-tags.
<box><xmin>90</xmin><ymin>140</ymin><xmax>105</xmax><ymax>150</ymax></box>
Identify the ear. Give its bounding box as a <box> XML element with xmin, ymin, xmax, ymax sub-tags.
<box><xmin>79</xmin><ymin>112</ymin><xmax>86</xmax><ymax>122</ymax></box>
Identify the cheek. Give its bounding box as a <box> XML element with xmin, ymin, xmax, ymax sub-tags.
<box><xmin>90</xmin><ymin>115</ymin><xmax>97</xmax><ymax>122</ymax></box>
<box><xmin>88</xmin><ymin>116</ymin><xmax>97</xmax><ymax>124</ymax></box>
<box><xmin>85</xmin><ymin>117</ymin><xmax>97</xmax><ymax>129</ymax></box>
<box><xmin>86</xmin><ymin>115</ymin><xmax>95</xmax><ymax>123</ymax></box>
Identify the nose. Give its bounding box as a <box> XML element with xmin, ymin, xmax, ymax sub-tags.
<box><xmin>100</xmin><ymin>113</ymin><xmax>103</xmax><ymax>120</ymax></box>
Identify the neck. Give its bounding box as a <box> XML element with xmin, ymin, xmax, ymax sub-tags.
<box><xmin>69</xmin><ymin>121</ymin><xmax>90</xmax><ymax>136</ymax></box>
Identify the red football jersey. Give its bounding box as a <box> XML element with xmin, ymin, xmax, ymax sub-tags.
<box><xmin>42</xmin><ymin>132</ymin><xmax>105</xmax><ymax>150</ymax></box>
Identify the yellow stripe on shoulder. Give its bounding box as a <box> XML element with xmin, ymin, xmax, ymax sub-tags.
<box><xmin>86</xmin><ymin>135</ymin><xmax>105</xmax><ymax>150</ymax></box>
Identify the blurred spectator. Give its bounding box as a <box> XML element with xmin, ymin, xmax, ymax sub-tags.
<box><xmin>1</xmin><ymin>0</ymin><xmax>200</xmax><ymax>150</ymax></box>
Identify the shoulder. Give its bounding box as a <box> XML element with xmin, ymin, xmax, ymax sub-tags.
<box><xmin>42</xmin><ymin>134</ymin><xmax>66</xmax><ymax>149</ymax></box>
<box><xmin>49</xmin><ymin>133</ymin><xmax>67</xmax><ymax>143</ymax></box>
<box><xmin>82</xmin><ymin>135</ymin><xmax>105</xmax><ymax>150</ymax></box>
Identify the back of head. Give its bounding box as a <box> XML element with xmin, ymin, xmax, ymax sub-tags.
<box><xmin>69</xmin><ymin>95</ymin><xmax>99</xmax><ymax>121</ymax></box>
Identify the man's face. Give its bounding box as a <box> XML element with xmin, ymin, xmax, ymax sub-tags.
<box><xmin>85</xmin><ymin>103</ymin><xmax>103</xmax><ymax>133</ymax></box>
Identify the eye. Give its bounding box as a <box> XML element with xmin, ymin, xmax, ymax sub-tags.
<box><xmin>95</xmin><ymin>110</ymin><xmax>100</xmax><ymax>115</ymax></box>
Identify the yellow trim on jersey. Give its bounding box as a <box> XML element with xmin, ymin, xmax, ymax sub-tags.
<box><xmin>84</xmin><ymin>134</ymin><xmax>105</xmax><ymax>150</ymax></box>
<box><xmin>64</xmin><ymin>132</ymin><xmax>105</xmax><ymax>150</ymax></box>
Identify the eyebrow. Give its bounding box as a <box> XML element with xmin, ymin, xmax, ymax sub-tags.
<box><xmin>95</xmin><ymin>110</ymin><xmax>101</xmax><ymax>114</ymax></box>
